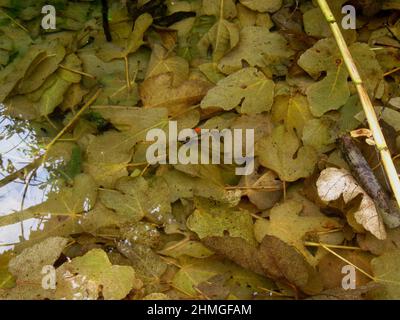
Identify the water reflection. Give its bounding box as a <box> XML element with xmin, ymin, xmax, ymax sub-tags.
<box><xmin>0</xmin><ymin>104</ymin><xmax>54</xmax><ymax>253</ymax></box>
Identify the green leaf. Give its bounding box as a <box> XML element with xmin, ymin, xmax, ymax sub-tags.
<box><xmin>117</xmin><ymin>242</ymin><xmax>168</xmax><ymax>284</ymax></box>
<box><xmin>97</xmin><ymin>13</ymin><xmax>153</xmax><ymax>62</ymax></box>
<box><xmin>306</xmin><ymin>69</ymin><xmax>350</xmax><ymax>117</ymax></box>
<box><xmin>202</xmin><ymin>0</ymin><xmax>237</xmax><ymax>19</ymax></box>
<box><xmin>172</xmin><ymin>257</ymin><xmax>272</xmax><ymax>298</ymax></box>
<box><xmin>239</xmin><ymin>0</ymin><xmax>282</xmax><ymax>13</ymax></box>
<box><xmin>84</xmin><ymin>130</ymin><xmax>135</xmax><ymax>188</ymax></box>
<box><xmin>218</xmin><ymin>26</ymin><xmax>293</xmax><ymax>76</ymax></box>
<box><xmin>100</xmin><ymin>176</ymin><xmax>171</xmax><ymax>224</ymax></box>
<box><xmin>162</xmin><ymin>170</ymin><xmax>241</xmax><ymax>206</ymax></box>
<box><xmin>201</xmin><ymin>67</ymin><xmax>275</xmax><ymax>114</ymax></box>
<box><xmin>16</xmin><ymin>43</ymin><xmax>66</xmax><ymax>94</ymax></box>
<box><xmin>272</xmin><ymin>93</ymin><xmax>313</xmax><ymax>136</ymax></box>
<box><xmin>256</xmin><ymin>125</ymin><xmax>318</xmax><ymax>182</ymax></box>
<box><xmin>0</xmin><ymin>253</ymin><xmax>15</xmax><ymax>290</ymax></box>
<box><xmin>159</xmin><ymin>240</ymin><xmax>214</xmax><ymax>259</ymax></box>
<box><xmin>254</xmin><ymin>200</ymin><xmax>342</xmax><ymax>266</ymax></box>
<box><xmin>0</xmin><ymin>174</ymin><xmax>97</xmax><ymax>228</ymax></box>
<box><xmin>145</xmin><ymin>44</ymin><xmax>189</xmax><ymax>86</ymax></box>
<box><xmin>55</xmin><ymin>249</ymin><xmax>139</xmax><ymax>300</ymax></box>
<box><xmin>371</xmin><ymin>250</ymin><xmax>400</xmax><ymax>299</ymax></box>
<box><xmin>187</xmin><ymin>202</ymin><xmax>256</xmax><ymax>245</ymax></box>
<box><xmin>302</xmin><ymin>118</ymin><xmax>337</xmax><ymax>154</ymax></box>
<box><xmin>198</xmin><ymin>19</ymin><xmax>240</xmax><ymax>62</ymax></box>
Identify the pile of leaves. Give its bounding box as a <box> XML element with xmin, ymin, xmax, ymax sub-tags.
<box><xmin>1</xmin><ymin>0</ymin><xmax>400</xmax><ymax>300</ymax></box>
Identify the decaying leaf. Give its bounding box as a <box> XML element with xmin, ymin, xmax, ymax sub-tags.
<box><xmin>203</xmin><ymin>235</ymin><xmax>323</xmax><ymax>295</ymax></box>
<box><xmin>317</xmin><ymin>167</ymin><xmax>387</xmax><ymax>240</ymax></box>
<box><xmin>1</xmin><ymin>0</ymin><xmax>400</xmax><ymax>302</ymax></box>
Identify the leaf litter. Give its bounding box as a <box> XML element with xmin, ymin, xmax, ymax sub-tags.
<box><xmin>1</xmin><ymin>0</ymin><xmax>400</xmax><ymax>300</ymax></box>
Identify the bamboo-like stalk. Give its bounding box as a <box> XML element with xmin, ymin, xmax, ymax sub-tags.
<box><xmin>317</xmin><ymin>0</ymin><xmax>400</xmax><ymax>209</ymax></box>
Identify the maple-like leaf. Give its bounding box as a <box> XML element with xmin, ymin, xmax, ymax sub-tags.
<box><xmin>317</xmin><ymin>167</ymin><xmax>387</xmax><ymax>240</ymax></box>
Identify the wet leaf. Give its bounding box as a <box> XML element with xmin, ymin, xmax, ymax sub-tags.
<box><xmin>187</xmin><ymin>202</ymin><xmax>256</xmax><ymax>245</ymax></box>
<box><xmin>9</xmin><ymin>237</ymin><xmax>68</xmax><ymax>282</ymax></box>
<box><xmin>198</xmin><ymin>19</ymin><xmax>239</xmax><ymax>62</ymax></box>
<box><xmin>117</xmin><ymin>241</ymin><xmax>168</xmax><ymax>285</ymax></box>
<box><xmin>203</xmin><ymin>235</ymin><xmax>323</xmax><ymax>295</ymax></box>
<box><xmin>140</xmin><ymin>72</ymin><xmax>211</xmax><ymax>115</ymax></box>
<box><xmin>239</xmin><ymin>0</ymin><xmax>282</xmax><ymax>13</ymax></box>
<box><xmin>218</xmin><ymin>26</ymin><xmax>293</xmax><ymax>75</ymax></box>
<box><xmin>371</xmin><ymin>250</ymin><xmax>400</xmax><ymax>299</ymax></box>
<box><xmin>0</xmin><ymin>253</ymin><xmax>15</xmax><ymax>289</ymax></box>
<box><xmin>256</xmin><ymin>125</ymin><xmax>318</xmax><ymax>182</ymax></box>
<box><xmin>302</xmin><ymin>118</ymin><xmax>337</xmax><ymax>154</ymax></box>
<box><xmin>201</xmin><ymin>67</ymin><xmax>275</xmax><ymax>114</ymax></box>
<box><xmin>0</xmin><ymin>174</ymin><xmax>97</xmax><ymax>227</ymax></box>
<box><xmin>100</xmin><ymin>175</ymin><xmax>171</xmax><ymax>225</ymax></box>
<box><xmin>145</xmin><ymin>44</ymin><xmax>189</xmax><ymax>86</ymax></box>
<box><xmin>55</xmin><ymin>249</ymin><xmax>140</xmax><ymax>300</ymax></box>
<box><xmin>159</xmin><ymin>240</ymin><xmax>214</xmax><ymax>259</ymax></box>
<box><xmin>202</xmin><ymin>0</ymin><xmax>237</xmax><ymax>19</ymax></box>
<box><xmin>254</xmin><ymin>200</ymin><xmax>341</xmax><ymax>265</ymax></box>
<box><xmin>97</xmin><ymin>13</ymin><xmax>153</xmax><ymax>62</ymax></box>
<box><xmin>317</xmin><ymin>167</ymin><xmax>387</xmax><ymax>240</ymax></box>
<box><xmin>272</xmin><ymin>94</ymin><xmax>313</xmax><ymax>136</ymax></box>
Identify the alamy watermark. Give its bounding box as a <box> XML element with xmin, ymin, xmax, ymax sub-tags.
<box><xmin>146</xmin><ymin>121</ymin><xmax>255</xmax><ymax>176</ymax></box>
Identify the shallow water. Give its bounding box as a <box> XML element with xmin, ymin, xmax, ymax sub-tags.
<box><xmin>0</xmin><ymin>105</ymin><xmax>54</xmax><ymax>252</ymax></box>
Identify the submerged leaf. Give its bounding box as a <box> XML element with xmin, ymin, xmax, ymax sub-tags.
<box><xmin>317</xmin><ymin>167</ymin><xmax>387</xmax><ymax>240</ymax></box>
<box><xmin>256</xmin><ymin>125</ymin><xmax>318</xmax><ymax>182</ymax></box>
<box><xmin>56</xmin><ymin>249</ymin><xmax>139</xmax><ymax>300</ymax></box>
<box><xmin>187</xmin><ymin>203</ymin><xmax>256</xmax><ymax>245</ymax></box>
<box><xmin>218</xmin><ymin>26</ymin><xmax>293</xmax><ymax>75</ymax></box>
<box><xmin>254</xmin><ymin>200</ymin><xmax>341</xmax><ymax>265</ymax></box>
<box><xmin>201</xmin><ymin>67</ymin><xmax>275</xmax><ymax>114</ymax></box>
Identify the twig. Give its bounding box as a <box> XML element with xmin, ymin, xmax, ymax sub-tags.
<box><xmin>101</xmin><ymin>0</ymin><xmax>112</xmax><ymax>42</ymax></box>
<box><xmin>317</xmin><ymin>0</ymin><xmax>400</xmax><ymax>209</ymax></box>
<box><xmin>59</xmin><ymin>65</ymin><xmax>96</xmax><ymax>79</ymax></box>
<box><xmin>304</xmin><ymin>241</ymin><xmax>362</xmax><ymax>251</ymax></box>
<box><xmin>42</xmin><ymin>89</ymin><xmax>101</xmax><ymax>163</ymax></box>
<box><xmin>318</xmin><ymin>243</ymin><xmax>376</xmax><ymax>281</ymax></box>
<box><xmin>340</xmin><ymin>135</ymin><xmax>400</xmax><ymax>225</ymax></box>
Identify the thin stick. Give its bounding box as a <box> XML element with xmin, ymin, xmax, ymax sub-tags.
<box><xmin>304</xmin><ymin>241</ymin><xmax>362</xmax><ymax>251</ymax></box>
<box><xmin>317</xmin><ymin>0</ymin><xmax>400</xmax><ymax>209</ymax></box>
<box><xmin>384</xmin><ymin>66</ymin><xmax>400</xmax><ymax>77</ymax></box>
<box><xmin>42</xmin><ymin>89</ymin><xmax>101</xmax><ymax>163</ymax></box>
<box><xmin>59</xmin><ymin>64</ymin><xmax>96</xmax><ymax>79</ymax></box>
<box><xmin>319</xmin><ymin>243</ymin><xmax>376</xmax><ymax>281</ymax></box>
<box><xmin>0</xmin><ymin>9</ymin><xmax>28</xmax><ymax>32</ymax></box>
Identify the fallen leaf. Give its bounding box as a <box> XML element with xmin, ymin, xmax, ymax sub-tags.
<box><xmin>256</xmin><ymin>125</ymin><xmax>318</xmax><ymax>182</ymax></box>
<box><xmin>55</xmin><ymin>248</ymin><xmax>139</xmax><ymax>300</ymax></box>
<box><xmin>316</xmin><ymin>167</ymin><xmax>387</xmax><ymax>240</ymax></box>
<box><xmin>140</xmin><ymin>72</ymin><xmax>211</xmax><ymax>115</ymax></box>
<box><xmin>371</xmin><ymin>250</ymin><xmax>400</xmax><ymax>299</ymax></box>
<box><xmin>201</xmin><ymin>67</ymin><xmax>275</xmax><ymax>114</ymax></box>
<box><xmin>254</xmin><ymin>200</ymin><xmax>341</xmax><ymax>265</ymax></box>
<box><xmin>239</xmin><ymin>0</ymin><xmax>282</xmax><ymax>13</ymax></box>
<box><xmin>218</xmin><ymin>26</ymin><xmax>294</xmax><ymax>76</ymax></box>
<box><xmin>187</xmin><ymin>202</ymin><xmax>256</xmax><ymax>245</ymax></box>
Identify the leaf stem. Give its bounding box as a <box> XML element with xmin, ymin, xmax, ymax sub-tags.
<box><xmin>317</xmin><ymin>0</ymin><xmax>400</xmax><ymax>209</ymax></box>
